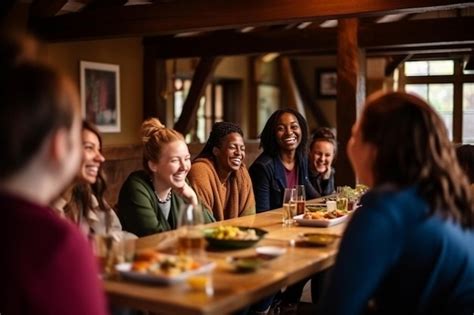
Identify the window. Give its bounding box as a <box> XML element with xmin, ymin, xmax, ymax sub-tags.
<box><xmin>401</xmin><ymin>59</ymin><xmax>474</xmax><ymax>143</ymax></box>
<box><xmin>173</xmin><ymin>79</ymin><xmax>224</xmax><ymax>143</ymax></box>
<box><xmin>405</xmin><ymin>83</ymin><xmax>454</xmax><ymax>139</ymax></box>
<box><xmin>463</xmin><ymin>83</ymin><xmax>474</xmax><ymax>143</ymax></box>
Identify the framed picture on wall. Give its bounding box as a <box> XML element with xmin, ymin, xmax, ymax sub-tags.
<box><xmin>80</xmin><ymin>61</ymin><xmax>121</xmax><ymax>132</ymax></box>
<box><xmin>316</xmin><ymin>68</ymin><xmax>337</xmax><ymax>98</ymax></box>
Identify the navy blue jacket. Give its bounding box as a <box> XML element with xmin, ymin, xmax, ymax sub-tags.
<box><xmin>319</xmin><ymin>186</ymin><xmax>474</xmax><ymax>315</ymax></box>
<box><xmin>249</xmin><ymin>152</ymin><xmax>319</xmax><ymax>212</ymax></box>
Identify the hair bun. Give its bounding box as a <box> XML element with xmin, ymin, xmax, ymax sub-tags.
<box><xmin>141</xmin><ymin>117</ymin><xmax>166</xmax><ymax>143</ymax></box>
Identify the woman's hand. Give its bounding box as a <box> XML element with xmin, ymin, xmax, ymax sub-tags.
<box><xmin>173</xmin><ymin>182</ymin><xmax>198</xmax><ymax>206</ymax></box>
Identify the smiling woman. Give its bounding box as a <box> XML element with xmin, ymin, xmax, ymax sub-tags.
<box><xmin>53</xmin><ymin>120</ymin><xmax>122</xmax><ymax>237</ymax></box>
<box><xmin>117</xmin><ymin>118</ymin><xmax>215</xmax><ymax>237</ymax></box>
<box><xmin>249</xmin><ymin>108</ymin><xmax>319</xmax><ymax>212</ymax></box>
<box><xmin>188</xmin><ymin>121</ymin><xmax>255</xmax><ymax>221</ymax></box>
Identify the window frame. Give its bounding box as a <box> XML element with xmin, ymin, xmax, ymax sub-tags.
<box><xmin>400</xmin><ymin>58</ymin><xmax>474</xmax><ymax>143</ymax></box>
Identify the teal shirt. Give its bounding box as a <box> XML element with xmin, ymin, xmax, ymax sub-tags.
<box><xmin>117</xmin><ymin>170</ymin><xmax>215</xmax><ymax>237</ymax></box>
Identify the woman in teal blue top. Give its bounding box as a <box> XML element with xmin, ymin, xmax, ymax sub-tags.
<box><xmin>318</xmin><ymin>91</ymin><xmax>474</xmax><ymax>314</ymax></box>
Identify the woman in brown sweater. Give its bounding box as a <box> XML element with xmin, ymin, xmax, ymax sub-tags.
<box><xmin>188</xmin><ymin>122</ymin><xmax>255</xmax><ymax>221</ymax></box>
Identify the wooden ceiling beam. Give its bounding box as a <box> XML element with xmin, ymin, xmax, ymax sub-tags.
<box><xmin>29</xmin><ymin>0</ymin><xmax>474</xmax><ymax>41</ymax></box>
<box><xmin>143</xmin><ymin>17</ymin><xmax>474</xmax><ymax>58</ymax></box>
<box><xmin>29</xmin><ymin>0</ymin><xmax>68</xmax><ymax>18</ymax></box>
<box><xmin>144</xmin><ymin>28</ymin><xmax>337</xmax><ymax>58</ymax></box>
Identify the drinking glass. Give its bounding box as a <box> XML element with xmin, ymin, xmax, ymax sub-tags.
<box><xmin>92</xmin><ymin>233</ymin><xmax>118</xmax><ymax>277</ymax></box>
<box><xmin>282</xmin><ymin>188</ymin><xmax>297</xmax><ymax>225</ymax></box>
<box><xmin>177</xmin><ymin>203</ymin><xmax>205</xmax><ymax>257</ymax></box>
<box><xmin>336</xmin><ymin>186</ymin><xmax>348</xmax><ymax>211</ymax></box>
<box><xmin>294</xmin><ymin>185</ymin><xmax>306</xmax><ymax>215</ymax></box>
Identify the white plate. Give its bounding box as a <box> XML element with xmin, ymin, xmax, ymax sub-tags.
<box><xmin>116</xmin><ymin>260</ymin><xmax>216</xmax><ymax>285</ymax></box>
<box><xmin>293</xmin><ymin>213</ymin><xmax>349</xmax><ymax>227</ymax></box>
<box><xmin>256</xmin><ymin>246</ymin><xmax>287</xmax><ymax>257</ymax></box>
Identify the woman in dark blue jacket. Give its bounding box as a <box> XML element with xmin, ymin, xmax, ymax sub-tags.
<box><xmin>249</xmin><ymin>108</ymin><xmax>319</xmax><ymax>212</ymax></box>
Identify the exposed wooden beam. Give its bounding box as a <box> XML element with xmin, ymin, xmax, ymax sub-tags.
<box><xmin>335</xmin><ymin>18</ymin><xmax>364</xmax><ymax>187</ymax></box>
<box><xmin>143</xmin><ymin>48</ymin><xmax>168</xmax><ymax>122</ymax></box>
<box><xmin>29</xmin><ymin>0</ymin><xmax>68</xmax><ymax>18</ymax></box>
<box><xmin>144</xmin><ymin>29</ymin><xmax>336</xmax><ymax>58</ymax></box>
<box><xmin>385</xmin><ymin>54</ymin><xmax>412</xmax><ymax>76</ymax></box>
<box><xmin>287</xmin><ymin>58</ymin><xmax>332</xmax><ymax>127</ymax></box>
<box><xmin>29</xmin><ymin>0</ymin><xmax>474</xmax><ymax>41</ymax></box>
<box><xmin>173</xmin><ymin>57</ymin><xmax>220</xmax><ymax>135</ymax></box>
<box><xmin>143</xmin><ymin>17</ymin><xmax>474</xmax><ymax>58</ymax></box>
<box><xmin>83</xmin><ymin>0</ymin><xmax>128</xmax><ymax>11</ymax></box>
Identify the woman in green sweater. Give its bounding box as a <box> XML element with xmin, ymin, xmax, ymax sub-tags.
<box><xmin>118</xmin><ymin>118</ymin><xmax>214</xmax><ymax>237</ymax></box>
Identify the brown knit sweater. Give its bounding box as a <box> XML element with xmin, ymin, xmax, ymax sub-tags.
<box><xmin>188</xmin><ymin>157</ymin><xmax>256</xmax><ymax>221</ymax></box>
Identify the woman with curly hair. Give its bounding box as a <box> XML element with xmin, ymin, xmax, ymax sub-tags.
<box><xmin>318</xmin><ymin>91</ymin><xmax>474</xmax><ymax>314</ymax></box>
<box><xmin>249</xmin><ymin>108</ymin><xmax>318</xmax><ymax>212</ymax></box>
<box><xmin>188</xmin><ymin>121</ymin><xmax>255</xmax><ymax>221</ymax></box>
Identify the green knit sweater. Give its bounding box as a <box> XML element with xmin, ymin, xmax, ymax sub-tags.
<box><xmin>117</xmin><ymin>170</ymin><xmax>215</xmax><ymax>237</ymax></box>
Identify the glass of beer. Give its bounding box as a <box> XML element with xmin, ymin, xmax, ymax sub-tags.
<box><xmin>177</xmin><ymin>203</ymin><xmax>205</xmax><ymax>257</ymax></box>
<box><xmin>294</xmin><ymin>185</ymin><xmax>306</xmax><ymax>215</ymax></box>
<box><xmin>282</xmin><ymin>188</ymin><xmax>297</xmax><ymax>226</ymax></box>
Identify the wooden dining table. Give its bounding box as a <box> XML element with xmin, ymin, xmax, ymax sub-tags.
<box><xmin>104</xmin><ymin>206</ymin><xmax>349</xmax><ymax>315</ymax></box>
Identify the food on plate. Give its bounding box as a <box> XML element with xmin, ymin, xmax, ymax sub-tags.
<box><xmin>300</xmin><ymin>233</ymin><xmax>340</xmax><ymax>246</ymax></box>
<box><xmin>303</xmin><ymin>209</ymin><xmax>347</xmax><ymax>220</ymax></box>
<box><xmin>131</xmin><ymin>251</ymin><xmax>201</xmax><ymax>276</ymax></box>
<box><xmin>207</xmin><ymin>226</ymin><xmax>259</xmax><ymax>241</ymax></box>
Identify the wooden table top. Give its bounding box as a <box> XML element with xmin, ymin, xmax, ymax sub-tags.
<box><xmin>104</xmin><ymin>207</ymin><xmax>348</xmax><ymax>315</ymax></box>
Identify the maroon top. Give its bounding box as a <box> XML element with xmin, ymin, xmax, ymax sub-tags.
<box><xmin>284</xmin><ymin>165</ymin><xmax>298</xmax><ymax>189</ymax></box>
<box><xmin>0</xmin><ymin>191</ymin><xmax>108</xmax><ymax>315</ymax></box>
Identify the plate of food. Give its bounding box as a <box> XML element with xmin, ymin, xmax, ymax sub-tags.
<box><xmin>203</xmin><ymin>226</ymin><xmax>267</xmax><ymax>249</ymax></box>
<box><xmin>294</xmin><ymin>209</ymin><xmax>350</xmax><ymax>227</ymax></box>
<box><xmin>298</xmin><ymin>232</ymin><xmax>341</xmax><ymax>246</ymax></box>
<box><xmin>115</xmin><ymin>250</ymin><xmax>215</xmax><ymax>285</ymax></box>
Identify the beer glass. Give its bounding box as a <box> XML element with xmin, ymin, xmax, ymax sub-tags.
<box><xmin>177</xmin><ymin>204</ymin><xmax>205</xmax><ymax>257</ymax></box>
<box><xmin>282</xmin><ymin>188</ymin><xmax>297</xmax><ymax>225</ymax></box>
<box><xmin>294</xmin><ymin>185</ymin><xmax>306</xmax><ymax>215</ymax></box>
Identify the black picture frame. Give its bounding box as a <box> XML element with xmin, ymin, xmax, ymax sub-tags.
<box><xmin>316</xmin><ymin>68</ymin><xmax>337</xmax><ymax>98</ymax></box>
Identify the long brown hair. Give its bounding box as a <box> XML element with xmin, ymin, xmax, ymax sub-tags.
<box><xmin>360</xmin><ymin>91</ymin><xmax>474</xmax><ymax>228</ymax></box>
<box><xmin>65</xmin><ymin>121</ymin><xmax>110</xmax><ymax>224</ymax></box>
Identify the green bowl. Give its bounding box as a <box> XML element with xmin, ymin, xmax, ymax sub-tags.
<box><xmin>203</xmin><ymin>226</ymin><xmax>267</xmax><ymax>249</ymax></box>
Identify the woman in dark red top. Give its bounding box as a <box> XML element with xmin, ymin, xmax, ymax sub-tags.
<box><xmin>0</xmin><ymin>34</ymin><xmax>108</xmax><ymax>315</ymax></box>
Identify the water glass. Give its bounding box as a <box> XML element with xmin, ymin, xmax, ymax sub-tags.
<box><xmin>116</xmin><ymin>231</ymin><xmax>138</xmax><ymax>263</ymax></box>
<box><xmin>177</xmin><ymin>203</ymin><xmax>205</xmax><ymax>257</ymax></box>
<box><xmin>294</xmin><ymin>185</ymin><xmax>306</xmax><ymax>215</ymax></box>
<box><xmin>282</xmin><ymin>188</ymin><xmax>297</xmax><ymax>225</ymax></box>
<box><xmin>336</xmin><ymin>186</ymin><xmax>348</xmax><ymax>211</ymax></box>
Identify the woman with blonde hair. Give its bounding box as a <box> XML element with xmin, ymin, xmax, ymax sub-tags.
<box><xmin>318</xmin><ymin>91</ymin><xmax>474</xmax><ymax>314</ymax></box>
<box><xmin>118</xmin><ymin>118</ymin><xmax>214</xmax><ymax>237</ymax></box>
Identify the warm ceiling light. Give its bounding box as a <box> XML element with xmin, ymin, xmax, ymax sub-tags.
<box><xmin>376</xmin><ymin>13</ymin><xmax>409</xmax><ymax>23</ymax></box>
<box><xmin>174</xmin><ymin>31</ymin><xmax>202</xmax><ymax>38</ymax></box>
<box><xmin>319</xmin><ymin>20</ymin><xmax>338</xmax><ymax>28</ymax></box>
<box><xmin>261</xmin><ymin>53</ymin><xmax>280</xmax><ymax>63</ymax></box>
<box><xmin>240</xmin><ymin>26</ymin><xmax>256</xmax><ymax>33</ymax></box>
<box><xmin>297</xmin><ymin>22</ymin><xmax>312</xmax><ymax>29</ymax></box>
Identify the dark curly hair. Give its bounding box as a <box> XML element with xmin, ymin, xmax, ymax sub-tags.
<box><xmin>197</xmin><ymin>121</ymin><xmax>243</xmax><ymax>159</ymax></box>
<box><xmin>259</xmin><ymin>108</ymin><xmax>309</xmax><ymax>159</ymax></box>
<box><xmin>360</xmin><ymin>91</ymin><xmax>474</xmax><ymax>228</ymax></box>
